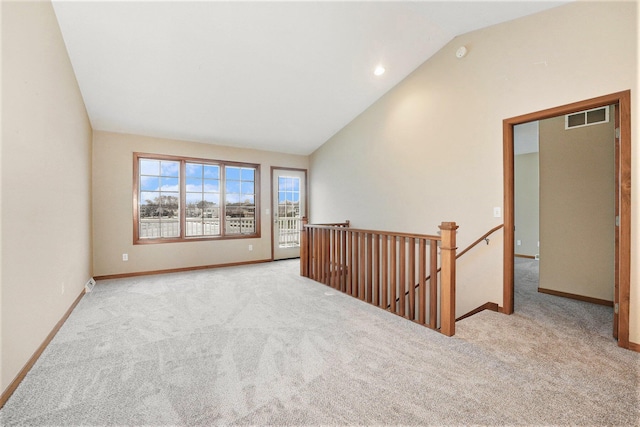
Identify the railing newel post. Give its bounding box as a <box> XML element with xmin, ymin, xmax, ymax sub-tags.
<box><xmin>439</xmin><ymin>221</ymin><xmax>458</xmax><ymax>337</ymax></box>
<box><xmin>300</xmin><ymin>217</ymin><xmax>309</xmax><ymax>277</ymax></box>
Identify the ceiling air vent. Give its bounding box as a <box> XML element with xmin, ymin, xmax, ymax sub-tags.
<box><xmin>565</xmin><ymin>107</ymin><xmax>609</xmax><ymax>130</ymax></box>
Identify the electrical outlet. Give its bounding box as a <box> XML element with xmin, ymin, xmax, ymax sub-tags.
<box><xmin>85</xmin><ymin>278</ymin><xmax>96</xmax><ymax>293</ymax></box>
<box><xmin>248</xmin><ymin>245</ymin><xmax>253</xmax><ymax>251</ymax></box>
<box><xmin>516</xmin><ymin>240</ymin><xmax>522</xmax><ymax>246</ymax></box>
<box><xmin>493</xmin><ymin>207</ymin><xmax>501</xmax><ymax>218</ymax></box>
<box><xmin>122</xmin><ymin>253</ymin><xmax>128</xmax><ymax>261</ymax></box>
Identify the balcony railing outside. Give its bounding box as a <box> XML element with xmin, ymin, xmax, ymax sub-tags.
<box><xmin>277</xmin><ymin>216</ymin><xmax>301</xmax><ymax>248</ymax></box>
<box><xmin>139</xmin><ymin>217</ymin><xmax>256</xmax><ymax>238</ymax></box>
<box><xmin>139</xmin><ymin>217</ymin><xmax>304</xmax><ymax>242</ymax></box>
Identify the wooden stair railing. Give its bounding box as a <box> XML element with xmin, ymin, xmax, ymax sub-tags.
<box><xmin>389</xmin><ymin>224</ymin><xmax>505</xmax><ymax>310</ymax></box>
<box><xmin>456</xmin><ymin>224</ymin><xmax>504</xmax><ymax>259</ymax></box>
<box><xmin>300</xmin><ymin>218</ymin><xmax>458</xmax><ymax>336</ymax></box>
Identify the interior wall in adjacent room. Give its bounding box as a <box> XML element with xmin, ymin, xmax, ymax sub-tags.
<box><xmin>539</xmin><ymin>111</ymin><xmax>615</xmax><ymax>301</ymax></box>
<box><xmin>515</xmin><ymin>152</ymin><xmax>539</xmax><ymax>258</ymax></box>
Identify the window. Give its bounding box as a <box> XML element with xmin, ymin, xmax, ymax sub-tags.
<box><xmin>278</xmin><ymin>176</ymin><xmax>301</xmax><ymax>219</ymax></box>
<box><xmin>134</xmin><ymin>153</ymin><xmax>259</xmax><ymax>243</ymax></box>
<box><xmin>138</xmin><ymin>158</ymin><xmax>181</xmax><ymax>238</ymax></box>
<box><xmin>185</xmin><ymin>162</ymin><xmax>220</xmax><ymax>237</ymax></box>
<box><xmin>224</xmin><ymin>166</ymin><xmax>256</xmax><ymax>235</ymax></box>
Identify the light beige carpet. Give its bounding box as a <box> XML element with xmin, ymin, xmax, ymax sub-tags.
<box><xmin>1</xmin><ymin>258</ymin><xmax>638</xmax><ymax>425</ymax></box>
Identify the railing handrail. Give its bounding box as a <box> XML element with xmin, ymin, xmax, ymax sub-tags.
<box><xmin>312</xmin><ymin>220</ymin><xmax>350</xmax><ymax>227</ymax></box>
<box><xmin>389</xmin><ymin>223</ymin><xmax>506</xmax><ymax>308</ymax></box>
<box><xmin>456</xmin><ymin>224</ymin><xmax>504</xmax><ymax>260</ymax></box>
<box><xmin>304</xmin><ymin>223</ymin><xmax>441</xmax><ymax>242</ymax></box>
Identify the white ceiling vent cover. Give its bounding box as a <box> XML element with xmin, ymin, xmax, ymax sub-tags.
<box><xmin>565</xmin><ymin>107</ymin><xmax>609</xmax><ymax>130</ymax></box>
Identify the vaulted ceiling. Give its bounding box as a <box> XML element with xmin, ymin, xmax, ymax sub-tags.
<box><xmin>52</xmin><ymin>1</ymin><xmax>568</xmax><ymax>155</ymax></box>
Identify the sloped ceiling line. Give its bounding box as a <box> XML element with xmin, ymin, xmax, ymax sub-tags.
<box><xmin>52</xmin><ymin>1</ymin><xmax>569</xmax><ymax>155</ymax></box>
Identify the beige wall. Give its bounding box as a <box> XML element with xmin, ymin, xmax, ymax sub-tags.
<box><xmin>515</xmin><ymin>152</ymin><xmax>540</xmax><ymax>257</ymax></box>
<box><xmin>0</xmin><ymin>0</ymin><xmax>4</xmax><ymax>391</ymax></box>
<box><xmin>539</xmin><ymin>112</ymin><xmax>615</xmax><ymax>301</ymax></box>
<box><xmin>92</xmin><ymin>131</ymin><xmax>308</xmax><ymax>277</ymax></box>
<box><xmin>1</xmin><ymin>0</ymin><xmax>93</xmax><ymax>393</ymax></box>
<box><xmin>309</xmin><ymin>0</ymin><xmax>638</xmax><ymax>339</ymax></box>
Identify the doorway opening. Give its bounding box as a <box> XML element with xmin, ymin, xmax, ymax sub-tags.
<box><xmin>503</xmin><ymin>90</ymin><xmax>631</xmax><ymax>349</ymax></box>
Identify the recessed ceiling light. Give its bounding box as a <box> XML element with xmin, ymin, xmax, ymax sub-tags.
<box><xmin>374</xmin><ymin>65</ymin><xmax>385</xmax><ymax>76</ymax></box>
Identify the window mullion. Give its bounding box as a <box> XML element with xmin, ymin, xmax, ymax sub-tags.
<box><xmin>200</xmin><ymin>167</ymin><xmax>204</xmax><ymax>232</ymax></box>
<box><xmin>180</xmin><ymin>160</ymin><xmax>186</xmax><ymax>239</ymax></box>
<box><xmin>220</xmin><ymin>164</ymin><xmax>226</xmax><ymax>237</ymax></box>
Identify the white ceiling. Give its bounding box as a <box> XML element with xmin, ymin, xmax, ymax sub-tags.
<box><xmin>52</xmin><ymin>1</ymin><xmax>568</xmax><ymax>155</ymax></box>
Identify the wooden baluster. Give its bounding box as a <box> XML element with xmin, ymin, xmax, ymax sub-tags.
<box><xmin>359</xmin><ymin>232</ymin><xmax>366</xmax><ymax>301</ymax></box>
<box><xmin>408</xmin><ymin>237</ymin><xmax>416</xmax><ymax>320</ymax></box>
<box><xmin>418</xmin><ymin>238</ymin><xmax>426</xmax><ymax>325</ymax></box>
<box><xmin>314</xmin><ymin>228</ymin><xmax>320</xmax><ymax>281</ymax></box>
<box><xmin>306</xmin><ymin>227</ymin><xmax>311</xmax><ymax>278</ymax></box>
<box><xmin>390</xmin><ymin>236</ymin><xmax>396</xmax><ymax>313</ymax></box>
<box><xmin>318</xmin><ymin>228</ymin><xmax>323</xmax><ymax>283</ymax></box>
<box><xmin>398</xmin><ymin>237</ymin><xmax>406</xmax><ymax>317</ymax></box>
<box><xmin>308</xmin><ymin>227</ymin><xmax>313</xmax><ymax>279</ymax></box>
<box><xmin>346</xmin><ymin>230</ymin><xmax>351</xmax><ymax>294</ymax></box>
<box><xmin>316</xmin><ymin>228</ymin><xmax>324</xmax><ymax>283</ymax></box>
<box><xmin>372</xmin><ymin>233</ymin><xmax>379</xmax><ymax>306</ymax></box>
<box><xmin>430</xmin><ymin>238</ymin><xmax>438</xmax><ymax>329</ymax></box>
<box><xmin>344</xmin><ymin>230</ymin><xmax>353</xmax><ymax>295</ymax></box>
<box><xmin>351</xmin><ymin>231</ymin><xmax>359</xmax><ymax>297</ymax></box>
<box><xmin>325</xmin><ymin>228</ymin><xmax>330</xmax><ymax>286</ymax></box>
<box><xmin>327</xmin><ymin>228</ymin><xmax>332</xmax><ymax>287</ymax></box>
<box><xmin>324</xmin><ymin>229</ymin><xmax>332</xmax><ymax>286</ymax></box>
<box><xmin>324</xmin><ymin>228</ymin><xmax>331</xmax><ymax>285</ymax></box>
<box><xmin>335</xmin><ymin>228</ymin><xmax>340</xmax><ymax>289</ymax></box>
<box><xmin>311</xmin><ymin>227</ymin><xmax>316</xmax><ymax>279</ymax></box>
<box><xmin>324</xmin><ymin>228</ymin><xmax>329</xmax><ymax>286</ymax></box>
<box><xmin>341</xmin><ymin>228</ymin><xmax>347</xmax><ymax>292</ymax></box>
<box><xmin>320</xmin><ymin>228</ymin><xmax>325</xmax><ymax>284</ymax></box>
<box><xmin>348</xmin><ymin>231</ymin><xmax>353</xmax><ymax>296</ymax></box>
<box><xmin>366</xmin><ymin>233</ymin><xmax>373</xmax><ymax>303</ymax></box>
<box><xmin>337</xmin><ymin>228</ymin><xmax>342</xmax><ymax>290</ymax></box>
<box><xmin>381</xmin><ymin>234</ymin><xmax>388</xmax><ymax>309</ymax></box>
<box><xmin>332</xmin><ymin>228</ymin><xmax>338</xmax><ymax>289</ymax></box>
<box><xmin>439</xmin><ymin>222</ymin><xmax>458</xmax><ymax>337</ymax></box>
